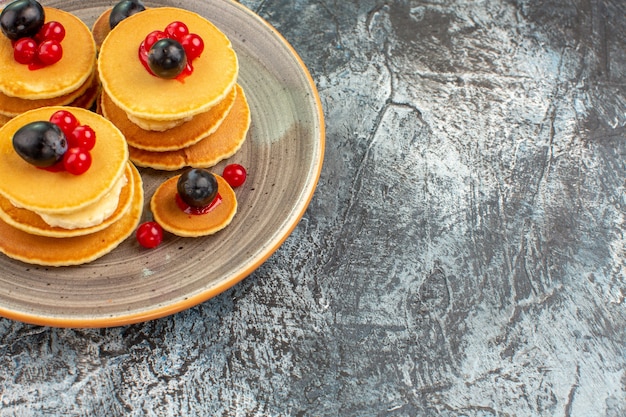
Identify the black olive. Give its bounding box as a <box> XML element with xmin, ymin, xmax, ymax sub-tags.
<box><xmin>148</xmin><ymin>38</ymin><xmax>187</xmax><ymax>79</ymax></box>
<box><xmin>177</xmin><ymin>169</ymin><xmax>218</xmax><ymax>207</ymax></box>
<box><xmin>0</xmin><ymin>0</ymin><xmax>45</xmax><ymax>41</ymax></box>
<box><xmin>12</xmin><ymin>121</ymin><xmax>67</xmax><ymax>167</ymax></box>
<box><xmin>109</xmin><ymin>0</ymin><xmax>145</xmax><ymax>30</ymax></box>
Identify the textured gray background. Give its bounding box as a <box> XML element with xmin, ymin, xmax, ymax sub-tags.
<box><xmin>1</xmin><ymin>0</ymin><xmax>625</xmax><ymax>416</ymax></box>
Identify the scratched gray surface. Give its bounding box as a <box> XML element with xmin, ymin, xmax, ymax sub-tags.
<box><xmin>0</xmin><ymin>0</ymin><xmax>625</xmax><ymax>416</ymax></box>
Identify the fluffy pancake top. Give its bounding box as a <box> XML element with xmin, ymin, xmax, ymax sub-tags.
<box><xmin>0</xmin><ymin>107</ymin><xmax>129</xmax><ymax>214</ymax></box>
<box><xmin>98</xmin><ymin>7</ymin><xmax>239</xmax><ymax>121</ymax></box>
<box><xmin>0</xmin><ymin>8</ymin><xmax>96</xmax><ymax>100</ymax></box>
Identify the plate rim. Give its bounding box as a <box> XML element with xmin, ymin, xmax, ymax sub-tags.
<box><xmin>0</xmin><ymin>0</ymin><xmax>325</xmax><ymax>328</ymax></box>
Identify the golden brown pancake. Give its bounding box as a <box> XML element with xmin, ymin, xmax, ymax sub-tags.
<box><xmin>0</xmin><ymin>8</ymin><xmax>97</xmax><ymax>100</ymax></box>
<box><xmin>0</xmin><ymin>163</ymin><xmax>136</xmax><ymax>237</ymax></box>
<box><xmin>129</xmin><ymin>84</ymin><xmax>250</xmax><ymax>170</ymax></box>
<box><xmin>0</xmin><ymin>68</ymin><xmax>96</xmax><ymax>117</ymax></box>
<box><xmin>0</xmin><ymin>163</ymin><xmax>143</xmax><ymax>266</ymax></box>
<box><xmin>151</xmin><ymin>174</ymin><xmax>237</xmax><ymax>237</ymax></box>
<box><xmin>0</xmin><ymin>107</ymin><xmax>128</xmax><ymax>214</ymax></box>
<box><xmin>98</xmin><ymin>7</ymin><xmax>238</xmax><ymax>122</ymax></box>
<box><xmin>101</xmin><ymin>84</ymin><xmax>236</xmax><ymax>151</ymax></box>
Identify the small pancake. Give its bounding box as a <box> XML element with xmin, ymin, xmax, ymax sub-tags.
<box><xmin>0</xmin><ymin>162</ymin><xmax>136</xmax><ymax>237</ymax></box>
<box><xmin>98</xmin><ymin>7</ymin><xmax>238</xmax><ymax>122</ymax></box>
<box><xmin>0</xmin><ymin>107</ymin><xmax>129</xmax><ymax>214</ymax></box>
<box><xmin>0</xmin><ymin>163</ymin><xmax>143</xmax><ymax>267</ymax></box>
<box><xmin>151</xmin><ymin>174</ymin><xmax>237</xmax><ymax>237</ymax></box>
<box><xmin>0</xmin><ymin>68</ymin><xmax>96</xmax><ymax>118</ymax></box>
<box><xmin>0</xmin><ymin>8</ymin><xmax>97</xmax><ymax>100</ymax></box>
<box><xmin>129</xmin><ymin>84</ymin><xmax>250</xmax><ymax>170</ymax></box>
<box><xmin>101</xmin><ymin>84</ymin><xmax>236</xmax><ymax>151</ymax></box>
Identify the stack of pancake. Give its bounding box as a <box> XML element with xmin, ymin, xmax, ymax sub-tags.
<box><xmin>0</xmin><ymin>3</ymin><xmax>248</xmax><ymax>266</ymax></box>
<box><xmin>97</xmin><ymin>7</ymin><xmax>251</xmax><ymax>171</ymax></box>
<box><xmin>0</xmin><ymin>8</ymin><xmax>99</xmax><ymax>127</ymax></box>
<box><xmin>0</xmin><ymin>106</ymin><xmax>143</xmax><ymax>266</ymax></box>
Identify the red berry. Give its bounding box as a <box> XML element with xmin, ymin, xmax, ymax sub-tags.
<box><xmin>35</xmin><ymin>21</ymin><xmax>65</xmax><ymax>43</ymax></box>
<box><xmin>222</xmin><ymin>164</ymin><xmax>247</xmax><ymax>188</ymax></box>
<box><xmin>13</xmin><ymin>37</ymin><xmax>37</xmax><ymax>64</ymax></box>
<box><xmin>63</xmin><ymin>147</ymin><xmax>91</xmax><ymax>175</ymax></box>
<box><xmin>49</xmin><ymin>110</ymin><xmax>79</xmax><ymax>137</ymax></box>
<box><xmin>143</xmin><ymin>30</ymin><xmax>166</xmax><ymax>51</ymax></box>
<box><xmin>37</xmin><ymin>39</ymin><xmax>63</xmax><ymax>65</ymax></box>
<box><xmin>69</xmin><ymin>125</ymin><xmax>96</xmax><ymax>150</ymax></box>
<box><xmin>136</xmin><ymin>221</ymin><xmax>163</xmax><ymax>248</ymax></box>
<box><xmin>180</xmin><ymin>33</ymin><xmax>204</xmax><ymax>60</ymax></box>
<box><xmin>165</xmin><ymin>21</ymin><xmax>189</xmax><ymax>41</ymax></box>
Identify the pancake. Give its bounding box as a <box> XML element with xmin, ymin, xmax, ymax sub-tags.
<box><xmin>0</xmin><ymin>68</ymin><xmax>96</xmax><ymax>118</ymax></box>
<box><xmin>98</xmin><ymin>7</ymin><xmax>238</xmax><ymax>122</ymax></box>
<box><xmin>151</xmin><ymin>174</ymin><xmax>237</xmax><ymax>237</ymax></box>
<box><xmin>92</xmin><ymin>8</ymin><xmax>112</xmax><ymax>49</ymax></box>
<box><xmin>125</xmin><ymin>113</ymin><xmax>187</xmax><ymax>132</ymax></box>
<box><xmin>101</xmin><ymin>84</ymin><xmax>236</xmax><ymax>151</ymax></box>
<box><xmin>93</xmin><ymin>7</ymin><xmax>149</xmax><ymax>49</ymax></box>
<box><xmin>0</xmin><ymin>163</ymin><xmax>144</xmax><ymax>266</ymax></box>
<box><xmin>0</xmin><ymin>107</ymin><xmax>128</xmax><ymax>214</ymax></box>
<box><xmin>129</xmin><ymin>84</ymin><xmax>250</xmax><ymax>170</ymax></box>
<box><xmin>68</xmin><ymin>72</ymin><xmax>101</xmax><ymax>111</ymax></box>
<box><xmin>0</xmin><ymin>113</ymin><xmax>10</xmax><ymax>128</ymax></box>
<box><xmin>0</xmin><ymin>8</ymin><xmax>97</xmax><ymax>100</ymax></box>
<box><xmin>0</xmin><ymin>162</ymin><xmax>135</xmax><ymax>237</ymax></box>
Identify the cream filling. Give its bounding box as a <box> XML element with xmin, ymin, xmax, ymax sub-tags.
<box><xmin>36</xmin><ymin>174</ymin><xmax>128</xmax><ymax>229</ymax></box>
<box><xmin>127</xmin><ymin>113</ymin><xmax>193</xmax><ymax>131</ymax></box>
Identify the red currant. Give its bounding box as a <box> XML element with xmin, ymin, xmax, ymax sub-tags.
<box><xmin>222</xmin><ymin>164</ymin><xmax>247</xmax><ymax>188</ymax></box>
<box><xmin>63</xmin><ymin>147</ymin><xmax>91</xmax><ymax>175</ymax></box>
<box><xmin>69</xmin><ymin>125</ymin><xmax>96</xmax><ymax>150</ymax></box>
<box><xmin>165</xmin><ymin>21</ymin><xmax>189</xmax><ymax>41</ymax></box>
<box><xmin>180</xmin><ymin>33</ymin><xmax>204</xmax><ymax>60</ymax></box>
<box><xmin>49</xmin><ymin>110</ymin><xmax>79</xmax><ymax>137</ymax></box>
<box><xmin>136</xmin><ymin>221</ymin><xmax>163</xmax><ymax>248</ymax></box>
<box><xmin>13</xmin><ymin>37</ymin><xmax>37</xmax><ymax>64</ymax></box>
<box><xmin>37</xmin><ymin>39</ymin><xmax>63</xmax><ymax>65</ymax></box>
<box><xmin>143</xmin><ymin>30</ymin><xmax>166</xmax><ymax>51</ymax></box>
<box><xmin>35</xmin><ymin>21</ymin><xmax>65</xmax><ymax>43</ymax></box>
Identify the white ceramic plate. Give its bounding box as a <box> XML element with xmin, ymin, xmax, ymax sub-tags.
<box><xmin>0</xmin><ymin>0</ymin><xmax>324</xmax><ymax>327</ymax></box>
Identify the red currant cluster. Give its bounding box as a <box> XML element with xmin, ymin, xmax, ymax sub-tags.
<box><xmin>138</xmin><ymin>21</ymin><xmax>204</xmax><ymax>78</ymax></box>
<box><xmin>48</xmin><ymin>110</ymin><xmax>95</xmax><ymax>175</ymax></box>
<box><xmin>12</xmin><ymin>21</ymin><xmax>65</xmax><ymax>69</ymax></box>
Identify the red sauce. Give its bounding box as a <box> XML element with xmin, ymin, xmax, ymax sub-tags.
<box><xmin>37</xmin><ymin>160</ymin><xmax>65</xmax><ymax>172</ymax></box>
<box><xmin>28</xmin><ymin>60</ymin><xmax>46</xmax><ymax>71</ymax></box>
<box><xmin>175</xmin><ymin>193</ymin><xmax>221</xmax><ymax>215</ymax></box>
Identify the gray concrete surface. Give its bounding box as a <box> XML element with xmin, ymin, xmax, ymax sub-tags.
<box><xmin>0</xmin><ymin>0</ymin><xmax>624</xmax><ymax>415</ymax></box>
